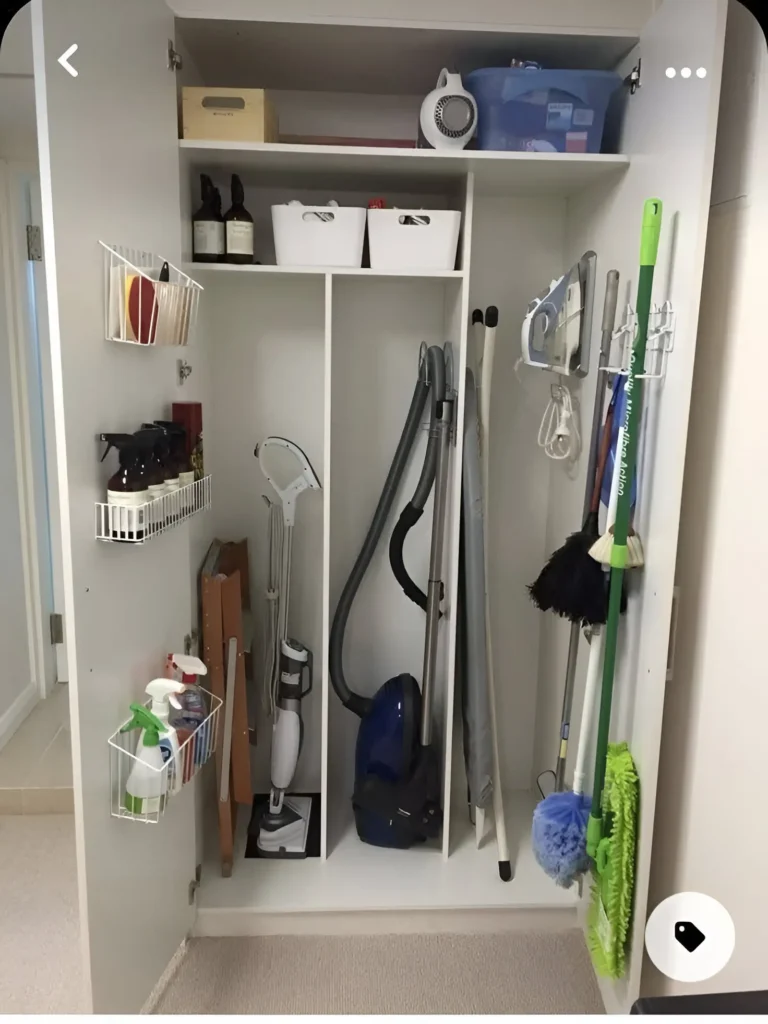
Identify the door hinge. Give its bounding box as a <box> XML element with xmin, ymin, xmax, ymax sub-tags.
<box><xmin>26</xmin><ymin>225</ymin><xmax>42</xmax><ymax>261</ymax></box>
<box><xmin>168</xmin><ymin>40</ymin><xmax>183</xmax><ymax>71</ymax></box>
<box><xmin>50</xmin><ymin>613</ymin><xmax>64</xmax><ymax>645</ymax></box>
<box><xmin>628</xmin><ymin>59</ymin><xmax>642</xmax><ymax>95</ymax></box>
<box><xmin>188</xmin><ymin>864</ymin><xmax>202</xmax><ymax>905</ymax></box>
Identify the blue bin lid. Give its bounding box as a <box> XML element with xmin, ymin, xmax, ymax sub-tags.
<box><xmin>465</xmin><ymin>68</ymin><xmax>622</xmax><ymax>108</ymax></box>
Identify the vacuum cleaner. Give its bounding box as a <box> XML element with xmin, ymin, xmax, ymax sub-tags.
<box><xmin>255</xmin><ymin>436</ymin><xmax>320</xmax><ymax>857</ymax></box>
<box><xmin>329</xmin><ymin>343</ymin><xmax>453</xmax><ymax>849</ymax></box>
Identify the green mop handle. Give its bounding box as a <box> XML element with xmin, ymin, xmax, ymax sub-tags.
<box><xmin>586</xmin><ymin>200</ymin><xmax>662</xmax><ymax>860</ymax></box>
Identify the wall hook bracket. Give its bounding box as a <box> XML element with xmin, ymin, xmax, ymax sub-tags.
<box><xmin>599</xmin><ymin>301</ymin><xmax>676</xmax><ymax>382</ymax></box>
<box><xmin>178</xmin><ymin>359</ymin><xmax>193</xmax><ymax>386</ymax></box>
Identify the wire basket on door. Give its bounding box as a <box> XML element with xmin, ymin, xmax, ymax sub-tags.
<box><xmin>101</xmin><ymin>241</ymin><xmax>203</xmax><ymax>347</ymax></box>
<box><xmin>108</xmin><ymin>688</ymin><xmax>221</xmax><ymax>823</ymax></box>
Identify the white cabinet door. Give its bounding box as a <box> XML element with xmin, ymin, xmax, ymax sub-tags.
<box><xmin>31</xmin><ymin>0</ymin><xmax>196</xmax><ymax>1013</ymax></box>
<box><xmin>563</xmin><ymin>0</ymin><xmax>727</xmax><ymax>1013</ymax></box>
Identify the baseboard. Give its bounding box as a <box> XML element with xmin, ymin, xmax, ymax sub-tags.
<box><xmin>193</xmin><ymin>904</ymin><xmax>578</xmax><ymax>938</ymax></box>
<box><xmin>0</xmin><ymin>683</ymin><xmax>37</xmax><ymax>754</ymax></box>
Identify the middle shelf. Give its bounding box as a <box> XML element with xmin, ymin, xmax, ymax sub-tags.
<box><xmin>184</xmin><ymin>263</ymin><xmax>465</xmax><ymax>280</ymax></box>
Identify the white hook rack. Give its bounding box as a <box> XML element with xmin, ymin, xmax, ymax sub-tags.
<box><xmin>599</xmin><ymin>301</ymin><xmax>676</xmax><ymax>382</ymax></box>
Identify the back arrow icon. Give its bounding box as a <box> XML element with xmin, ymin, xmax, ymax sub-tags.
<box><xmin>58</xmin><ymin>44</ymin><xmax>78</xmax><ymax>77</ymax></box>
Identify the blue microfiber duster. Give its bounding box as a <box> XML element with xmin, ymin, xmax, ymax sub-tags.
<box><xmin>532</xmin><ymin>621</ymin><xmax>605</xmax><ymax>887</ymax></box>
<box><xmin>532</xmin><ymin>791</ymin><xmax>591</xmax><ymax>887</ymax></box>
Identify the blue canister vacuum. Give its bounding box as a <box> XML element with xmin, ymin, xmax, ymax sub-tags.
<box><xmin>329</xmin><ymin>343</ymin><xmax>453</xmax><ymax>849</ymax></box>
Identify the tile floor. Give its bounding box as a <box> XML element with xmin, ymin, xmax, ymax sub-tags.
<box><xmin>0</xmin><ymin>685</ymin><xmax>73</xmax><ymax>813</ymax></box>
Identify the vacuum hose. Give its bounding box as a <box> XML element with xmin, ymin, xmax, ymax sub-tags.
<box><xmin>388</xmin><ymin>348</ymin><xmax>446</xmax><ymax>611</ymax></box>
<box><xmin>329</xmin><ymin>349</ymin><xmax>433</xmax><ymax>718</ymax></box>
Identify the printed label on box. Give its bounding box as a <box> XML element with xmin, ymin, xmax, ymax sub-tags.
<box><xmin>573</xmin><ymin>108</ymin><xmax>595</xmax><ymax>127</ymax></box>
<box><xmin>546</xmin><ymin>102</ymin><xmax>573</xmax><ymax>130</ymax></box>
<box><xmin>565</xmin><ymin>132</ymin><xmax>589</xmax><ymax>153</ymax></box>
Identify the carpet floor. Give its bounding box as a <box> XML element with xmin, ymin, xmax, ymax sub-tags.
<box><xmin>153</xmin><ymin>931</ymin><xmax>603</xmax><ymax>1015</ymax></box>
<box><xmin>0</xmin><ymin>814</ymin><xmax>86</xmax><ymax>1013</ymax></box>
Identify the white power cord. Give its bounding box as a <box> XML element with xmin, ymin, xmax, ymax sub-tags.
<box><xmin>538</xmin><ymin>383</ymin><xmax>581</xmax><ymax>462</ymax></box>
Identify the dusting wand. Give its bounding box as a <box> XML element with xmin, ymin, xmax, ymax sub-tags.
<box><xmin>531</xmin><ymin>409</ymin><xmax>623</xmax><ymax>886</ymax></box>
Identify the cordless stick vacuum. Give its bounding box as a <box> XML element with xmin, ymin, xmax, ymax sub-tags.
<box><xmin>255</xmin><ymin>437</ymin><xmax>321</xmax><ymax>858</ymax></box>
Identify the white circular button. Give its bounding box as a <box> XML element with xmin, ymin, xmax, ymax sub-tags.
<box><xmin>645</xmin><ymin>892</ymin><xmax>735</xmax><ymax>983</ymax></box>
<box><xmin>681</xmin><ymin>67</ymin><xmax>692</xmax><ymax>79</ymax></box>
<box><xmin>666</xmin><ymin>67</ymin><xmax>677</xmax><ymax>78</ymax></box>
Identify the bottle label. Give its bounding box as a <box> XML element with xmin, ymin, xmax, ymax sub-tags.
<box><xmin>165</xmin><ymin>477</ymin><xmax>181</xmax><ymax>492</ymax></box>
<box><xmin>148</xmin><ymin>483</ymin><xmax>166</xmax><ymax>499</ymax></box>
<box><xmin>179</xmin><ymin>471</ymin><xmax>195</xmax><ymax>487</ymax></box>
<box><xmin>107</xmin><ymin>490</ymin><xmax>148</xmax><ymax>535</ymax></box>
<box><xmin>194</xmin><ymin>220</ymin><xmax>225</xmax><ymax>255</ymax></box>
<box><xmin>226</xmin><ymin>221</ymin><xmax>254</xmax><ymax>256</ymax></box>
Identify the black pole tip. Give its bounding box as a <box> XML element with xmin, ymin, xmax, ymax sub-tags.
<box><xmin>471</xmin><ymin>308</ymin><xmax>484</xmax><ymax>324</ymax></box>
<box><xmin>485</xmin><ymin>306</ymin><xmax>499</xmax><ymax>329</ymax></box>
<box><xmin>499</xmin><ymin>861</ymin><xmax>512</xmax><ymax>882</ymax></box>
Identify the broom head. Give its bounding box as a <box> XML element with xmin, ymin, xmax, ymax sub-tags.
<box><xmin>590</xmin><ymin>527</ymin><xmax>645</xmax><ymax>569</ymax></box>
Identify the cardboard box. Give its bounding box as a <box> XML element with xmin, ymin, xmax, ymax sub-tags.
<box><xmin>182</xmin><ymin>87</ymin><xmax>278</xmax><ymax>143</ymax></box>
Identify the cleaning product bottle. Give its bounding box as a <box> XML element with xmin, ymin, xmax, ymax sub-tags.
<box><xmin>120</xmin><ymin>703</ymin><xmax>170</xmax><ymax>815</ymax></box>
<box><xmin>146</xmin><ymin>679</ymin><xmax>185</xmax><ymax>794</ymax></box>
<box><xmin>133</xmin><ymin>428</ymin><xmax>167</xmax><ymax>532</ymax></box>
<box><xmin>143</xmin><ymin>423</ymin><xmax>179</xmax><ymax>494</ymax></box>
<box><xmin>99</xmin><ymin>433</ymin><xmax>148</xmax><ymax>541</ymax></box>
<box><xmin>154</xmin><ymin>421</ymin><xmax>190</xmax><ymax>489</ymax></box>
<box><xmin>224</xmin><ymin>174</ymin><xmax>254</xmax><ymax>265</ymax></box>
<box><xmin>192</xmin><ymin>173</ymin><xmax>225</xmax><ymax>263</ymax></box>
<box><xmin>170</xmin><ymin>654</ymin><xmax>209</xmax><ymax>779</ymax></box>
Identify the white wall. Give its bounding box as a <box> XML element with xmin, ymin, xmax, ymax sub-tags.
<box><xmin>644</xmin><ymin>0</ymin><xmax>768</xmax><ymax>998</ymax></box>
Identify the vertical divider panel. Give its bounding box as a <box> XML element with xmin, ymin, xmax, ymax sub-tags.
<box><xmin>441</xmin><ymin>172</ymin><xmax>474</xmax><ymax>861</ymax></box>
<box><xmin>320</xmin><ymin>272</ymin><xmax>333</xmax><ymax>861</ymax></box>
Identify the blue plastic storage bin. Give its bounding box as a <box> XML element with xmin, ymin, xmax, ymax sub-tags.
<box><xmin>464</xmin><ymin>68</ymin><xmax>623</xmax><ymax>153</ymax></box>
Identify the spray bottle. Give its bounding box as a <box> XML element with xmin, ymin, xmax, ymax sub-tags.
<box><xmin>146</xmin><ymin>679</ymin><xmax>185</xmax><ymax>794</ymax></box>
<box><xmin>170</xmin><ymin>655</ymin><xmax>209</xmax><ymax>780</ymax></box>
<box><xmin>100</xmin><ymin>433</ymin><xmax>148</xmax><ymax>540</ymax></box>
<box><xmin>119</xmin><ymin>704</ymin><xmax>170</xmax><ymax>815</ymax></box>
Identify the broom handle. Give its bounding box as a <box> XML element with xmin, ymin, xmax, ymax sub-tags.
<box><xmin>553</xmin><ymin>275</ymin><xmax>619</xmax><ymax>792</ymax></box>
<box><xmin>582</xmin><ymin>270</ymin><xmax>620</xmax><ymax>521</ymax></box>
<box><xmin>573</xmin><ymin>424</ymin><xmax>621</xmax><ymax>795</ymax></box>
<box><xmin>587</xmin><ymin>200</ymin><xmax>662</xmax><ymax>859</ymax></box>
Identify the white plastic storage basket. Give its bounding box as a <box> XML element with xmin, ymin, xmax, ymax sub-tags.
<box><xmin>367</xmin><ymin>209</ymin><xmax>461</xmax><ymax>271</ymax></box>
<box><xmin>272</xmin><ymin>204</ymin><xmax>366</xmax><ymax>268</ymax></box>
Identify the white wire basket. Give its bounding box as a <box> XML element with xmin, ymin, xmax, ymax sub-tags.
<box><xmin>101</xmin><ymin>241</ymin><xmax>203</xmax><ymax>347</ymax></box>
<box><xmin>95</xmin><ymin>476</ymin><xmax>211</xmax><ymax>544</ymax></box>
<box><xmin>108</xmin><ymin>687</ymin><xmax>222</xmax><ymax>823</ymax></box>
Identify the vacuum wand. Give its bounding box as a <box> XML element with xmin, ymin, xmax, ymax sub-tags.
<box><xmin>420</xmin><ymin>381</ymin><xmax>453</xmax><ymax>747</ymax></box>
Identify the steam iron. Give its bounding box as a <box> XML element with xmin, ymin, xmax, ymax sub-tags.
<box><xmin>521</xmin><ymin>251</ymin><xmax>596</xmax><ymax>376</ymax></box>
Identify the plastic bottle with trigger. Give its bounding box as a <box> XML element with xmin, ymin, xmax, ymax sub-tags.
<box><xmin>145</xmin><ymin>679</ymin><xmax>185</xmax><ymax>794</ymax></box>
<box><xmin>170</xmin><ymin>655</ymin><xmax>209</xmax><ymax>780</ymax></box>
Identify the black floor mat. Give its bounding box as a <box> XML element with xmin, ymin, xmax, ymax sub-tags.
<box><xmin>244</xmin><ymin>792</ymin><xmax>322</xmax><ymax>859</ymax></box>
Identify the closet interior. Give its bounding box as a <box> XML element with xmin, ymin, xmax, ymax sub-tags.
<box><xmin>32</xmin><ymin>0</ymin><xmax>726</xmax><ymax>1013</ymax></box>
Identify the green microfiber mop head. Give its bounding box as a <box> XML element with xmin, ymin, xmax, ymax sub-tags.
<box><xmin>587</xmin><ymin>742</ymin><xmax>639</xmax><ymax>980</ymax></box>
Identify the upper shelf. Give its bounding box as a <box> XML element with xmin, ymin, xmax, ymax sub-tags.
<box><xmin>179</xmin><ymin>141</ymin><xmax>630</xmax><ymax>198</ymax></box>
<box><xmin>173</xmin><ymin>18</ymin><xmax>638</xmax><ymax>95</ymax></box>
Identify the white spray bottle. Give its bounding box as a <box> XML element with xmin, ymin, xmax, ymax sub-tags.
<box><xmin>146</xmin><ymin>679</ymin><xmax>185</xmax><ymax>794</ymax></box>
<box><xmin>170</xmin><ymin>654</ymin><xmax>209</xmax><ymax>781</ymax></box>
